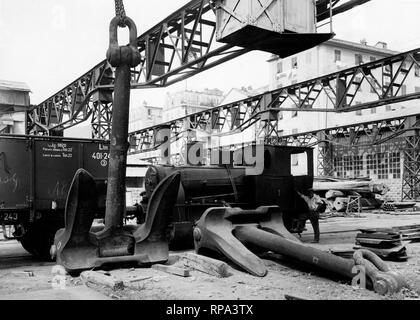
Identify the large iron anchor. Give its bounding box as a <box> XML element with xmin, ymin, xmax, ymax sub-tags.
<box><xmin>53</xmin><ymin>16</ymin><xmax>180</xmax><ymax>272</ymax></box>
<box><xmin>193</xmin><ymin>206</ymin><xmax>408</xmax><ymax>295</ymax></box>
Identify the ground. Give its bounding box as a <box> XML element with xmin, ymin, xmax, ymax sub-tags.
<box><xmin>0</xmin><ymin>212</ymin><xmax>419</xmax><ymax>300</ymax></box>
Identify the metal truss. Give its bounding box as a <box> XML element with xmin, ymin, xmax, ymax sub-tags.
<box><xmin>128</xmin><ymin>48</ymin><xmax>420</xmax><ymax>152</ymax></box>
<box><xmin>274</xmin><ymin>114</ymin><xmax>420</xmax><ymax>201</ymax></box>
<box><xmin>401</xmin><ymin>118</ymin><xmax>420</xmax><ymax>201</ymax></box>
<box><xmin>134</xmin><ymin>112</ymin><xmax>420</xmax><ymax>201</ymax></box>
<box><xmin>26</xmin><ymin>0</ymin><xmax>370</xmax><ymax>138</ymax></box>
<box><xmin>26</xmin><ymin>63</ymin><xmax>114</xmax><ymax>136</ymax></box>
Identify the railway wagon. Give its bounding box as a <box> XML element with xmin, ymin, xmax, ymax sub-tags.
<box><xmin>0</xmin><ymin>134</ymin><xmax>111</xmax><ymax>258</ymax></box>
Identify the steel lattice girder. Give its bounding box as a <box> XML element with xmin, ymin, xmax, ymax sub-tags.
<box><xmin>26</xmin><ymin>0</ymin><xmax>370</xmax><ymax>137</ymax></box>
<box><xmin>401</xmin><ymin>117</ymin><xmax>420</xmax><ymax>201</ymax></box>
<box><xmin>128</xmin><ymin>47</ymin><xmax>420</xmax><ymax>154</ymax></box>
<box><xmin>402</xmin><ymin>134</ymin><xmax>420</xmax><ymax>200</ymax></box>
<box><xmin>137</xmin><ymin>114</ymin><xmax>420</xmax><ymax>202</ymax></box>
<box><xmin>132</xmin><ymin>113</ymin><xmax>420</xmax><ymax>163</ymax></box>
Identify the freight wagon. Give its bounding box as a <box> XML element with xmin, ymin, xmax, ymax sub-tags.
<box><xmin>0</xmin><ymin>134</ymin><xmax>146</xmax><ymax>259</ymax></box>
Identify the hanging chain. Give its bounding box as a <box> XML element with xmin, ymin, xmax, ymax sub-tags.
<box><xmin>114</xmin><ymin>0</ymin><xmax>127</xmax><ymax>27</ymax></box>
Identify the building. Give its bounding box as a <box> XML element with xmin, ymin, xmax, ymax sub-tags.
<box><xmin>268</xmin><ymin>38</ymin><xmax>420</xmax><ymax>201</ymax></box>
<box><xmin>163</xmin><ymin>88</ymin><xmax>224</xmax><ymax>122</ymax></box>
<box><xmin>0</xmin><ymin>80</ymin><xmax>31</xmax><ymax>134</ymax></box>
<box><xmin>129</xmin><ymin>101</ymin><xmax>163</xmax><ymax>133</ymax></box>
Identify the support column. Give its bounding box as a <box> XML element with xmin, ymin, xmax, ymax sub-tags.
<box><xmin>317</xmin><ymin>133</ymin><xmax>334</xmax><ymax>177</ymax></box>
<box><xmin>91</xmin><ymin>90</ymin><xmax>113</xmax><ymax>139</ymax></box>
<box><xmin>402</xmin><ymin>130</ymin><xmax>420</xmax><ymax>201</ymax></box>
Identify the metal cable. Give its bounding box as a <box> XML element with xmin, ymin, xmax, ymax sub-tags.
<box><xmin>114</xmin><ymin>0</ymin><xmax>127</xmax><ymax>27</ymax></box>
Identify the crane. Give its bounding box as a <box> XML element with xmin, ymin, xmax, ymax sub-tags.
<box><xmin>26</xmin><ymin>0</ymin><xmax>371</xmax><ymax>139</ymax></box>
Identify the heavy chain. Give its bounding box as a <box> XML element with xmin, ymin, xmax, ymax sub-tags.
<box><xmin>114</xmin><ymin>0</ymin><xmax>127</xmax><ymax>27</ymax></box>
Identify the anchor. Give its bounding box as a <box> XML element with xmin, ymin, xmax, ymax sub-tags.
<box><xmin>193</xmin><ymin>206</ymin><xmax>408</xmax><ymax>295</ymax></box>
<box><xmin>53</xmin><ymin>15</ymin><xmax>180</xmax><ymax>272</ymax></box>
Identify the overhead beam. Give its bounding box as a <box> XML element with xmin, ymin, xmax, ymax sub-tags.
<box><xmin>128</xmin><ymin>47</ymin><xmax>420</xmax><ymax>154</ymax></box>
<box><xmin>27</xmin><ymin>0</ymin><xmax>368</xmax><ymax>138</ymax></box>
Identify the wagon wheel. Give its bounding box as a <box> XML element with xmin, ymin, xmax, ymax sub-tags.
<box><xmin>19</xmin><ymin>220</ymin><xmax>62</xmax><ymax>261</ymax></box>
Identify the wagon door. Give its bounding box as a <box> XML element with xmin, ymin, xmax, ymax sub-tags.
<box><xmin>34</xmin><ymin>140</ymin><xmax>81</xmax><ymax>211</ymax></box>
<box><xmin>0</xmin><ymin>137</ymin><xmax>31</xmax><ymax>210</ymax></box>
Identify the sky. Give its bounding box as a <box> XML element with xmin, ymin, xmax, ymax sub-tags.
<box><xmin>1</xmin><ymin>0</ymin><xmax>420</xmax><ymax>107</ymax></box>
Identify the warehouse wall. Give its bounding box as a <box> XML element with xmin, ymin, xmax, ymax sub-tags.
<box><xmin>328</xmin><ymin>135</ymin><xmax>405</xmax><ymax>201</ymax></box>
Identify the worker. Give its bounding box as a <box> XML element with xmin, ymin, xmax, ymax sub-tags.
<box><xmin>296</xmin><ymin>189</ymin><xmax>327</xmax><ymax>243</ymax></box>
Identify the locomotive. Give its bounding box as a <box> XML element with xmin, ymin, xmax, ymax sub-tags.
<box><xmin>139</xmin><ymin>144</ymin><xmax>320</xmax><ymax>247</ymax></box>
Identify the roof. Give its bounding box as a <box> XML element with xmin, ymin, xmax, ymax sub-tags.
<box><xmin>267</xmin><ymin>37</ymin><xmax>399</xmax><ymax>62</ymax></box>
<box><xmin>325</xmin><ymin>38</ymin><xmax>399</xmax><ymax>56</ymax></box>
<box><xmin>0</xmin><ymin>80</ymin><xmax>31</xmax><ymax>92</ymax></box>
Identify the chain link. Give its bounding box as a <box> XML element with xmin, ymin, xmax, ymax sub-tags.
<box><xmin>114</xmin><ymin>0</ymin><xmax>127</xmax><ymax>27</ymax></box>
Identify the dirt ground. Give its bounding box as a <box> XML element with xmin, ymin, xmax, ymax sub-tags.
<box><xmin>0</xmin><ymin>212</ymin><xmax>419</xmax><ymax>300</ymax></box>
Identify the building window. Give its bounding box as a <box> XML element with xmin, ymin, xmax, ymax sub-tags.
<box><xmin>367</xmin><ymin>154</ymin><xmax>377</xmax><ymax>175</ymax></box>
<box><xmin>415</xmin><ymin>65</ymin><xmax>420</xmax><ymax>77</ymax></box>
<box><xmin>277</xmin><ymin>61</ymin><xmax>283</xmax><ymax>74</ymax></box>
<box><xmin>354</xmin><ymin>155</ymin><xmax>364</xmax><ymax>177</ymax></box>
<box><xmin>343</xmin><ymin>155</ymin><xmax>353</xmax><ymax>178</ymax></box>
<box><xmin>334</xmin><ymin>156</ymin><xmax>344</xmax><ymax>178</ymax></box>
<box><xmin>334</xmin><ymin>50</ymin><xmax>341</xmax><ymax>62</ymax></box>
<box><xmin>401</xmin><ymin>84</ymin><xmax>407</xmax><ymax>95</ymax></box>
<box><xmin>415</xmin><ymin>86</ymin><xmax>420</xmax><ymax>93</ymax></box>
<box><xmin>370</xmin><ymin>56</ymin><xmax>376</xmax><ymax>62</ymax></box>
<box><xmin>355</xmin><ymin>54</ymin><xmax>364</xmax><ymax>65</ymax></box>
<box><xmin>389</xmin><ymin>152</ymin><xmax>401</xmax><ymax>179</ymax></box>
<box><xmin>386</xmin><ymin>105</ymin><xmax>392</xmax><ymax>111</ymax></box>
<box><xmin>371</xmin><ymin>107</ymin><xmax>377</xmax><ymax>114</ymax></box>
<box><xmin>377</xmin><ymin>153</ymin><xmax>389</xmax><ymax>180</ymax></box>
<box><xmin>292</xmin><ymin>57</ymin><xmax>298</xmax><ymax>69</ymax></box>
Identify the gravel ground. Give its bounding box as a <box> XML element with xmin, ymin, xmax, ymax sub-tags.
<box><xmin>0</xmin><ymin>212</ymin><xmax>419</xmax><ymax>300</ymax></box>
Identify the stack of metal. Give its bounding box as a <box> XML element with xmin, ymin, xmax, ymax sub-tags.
<box><xmin>354</xmin><ymin>227</ymin><xmax>414</xmax><ymax>261</ymax></box>
<box><xmin>313</xmin><ymin>177</ymin><xmax>388</xmax><ymax>214</ymax></box>
<box><xmin>382</xmin><ymin>202</ymin><xmax>417</xmax><ymax>212</ymax></box>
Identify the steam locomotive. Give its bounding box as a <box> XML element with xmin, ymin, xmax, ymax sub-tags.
<box><xmin>139</xmin><ymin>144</ymin><xmax>320</xmax><ymax>246</ymax></box>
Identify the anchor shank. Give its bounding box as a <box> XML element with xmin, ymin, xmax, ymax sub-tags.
<box><xmin>234</xmin><ymin>226</ymin><xmax>356</xmax><ymax>279</ymax></box>
<box><xmin>104</xmin><ymin>63</ymin><xmax>131</xmax><ymax>231</ymax></box>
